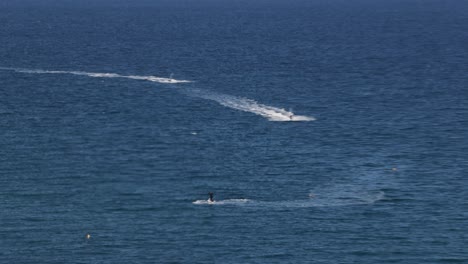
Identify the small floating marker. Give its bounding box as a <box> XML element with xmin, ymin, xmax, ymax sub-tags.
<box><xmin>392</xmin><ymin>167</ymin><xmax>398</xmax><ymax>171</ymax></box>
<box><xmin>191</xmin><ymin>132</ymin><xmax>197</xmax><ymax>135</ymax></box>
<box><xmin>86</xmin><ymin>233</ymin><xmax>91</xmax><ymax>239</ymax></box>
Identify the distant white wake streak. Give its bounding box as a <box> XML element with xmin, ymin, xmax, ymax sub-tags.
<box><xmin>0</xmin><ymin>67</ymin><xmax>191</xmax><ymax>84</ymax></box>
<box><xmin>0</xmin><ymin>67</ymin><xmax>315</xmax><ymax>121</ymax></box>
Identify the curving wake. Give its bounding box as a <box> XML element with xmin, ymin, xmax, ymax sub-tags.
<box><xmin>0</xmin><ymin>66</ymin><xmax>315</xmax><ymax>121</ymax></box>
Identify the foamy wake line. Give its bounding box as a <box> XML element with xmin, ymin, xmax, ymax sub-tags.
<box><xmin>1</xmin><ymin>67</ymin><xmax>315</xmax><ymax>121</ymax></box>
<box><xmin>192</xmin><ymin>199</ymin><xmax>251</xmax><ymax>205</ymax></box>
<box><xmin>0</xmin><ymin>67</ymin><xmax>191</xmax><ymax>84</ymax></box>
<box><xmin>192</xmin><ymin>192</ymin><xmax>384</xmax><ymax>208</ymax></box>
<box><xmin>188</xmin><ymin>89</ymin><xmax>315</xmax><ymax>122</ymax></box>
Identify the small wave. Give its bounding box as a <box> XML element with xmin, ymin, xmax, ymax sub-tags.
<box><xmin>0</xmin><ymin>110</ymin><xmax>14</xmax><ymax>115</ymax></box>
<box><xmin>0</xmin><ymin>67</ymin><xmax>191</xmax><ymax>84</ymax></box>
<box><xmin>192</xmin><ymin>198</ymin><xmax>251</xmax><ymax>205</ymax></box>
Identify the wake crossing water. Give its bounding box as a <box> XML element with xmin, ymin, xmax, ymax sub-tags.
<box><xmin>0</xmin><ymin>67</ymin><xmax>315</xmax><ymax>121</ymax></box>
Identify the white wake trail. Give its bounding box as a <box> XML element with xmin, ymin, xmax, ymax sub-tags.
<box><xmin>1</xmin><ymin>67</ymin><xmax>315</xmax><ymax>121</ymax></box>
<box><xmin>188</xmin><ymin>89</ymin><xmax>315</xmax><ymax>122</ymax></box>
<box><xmin>0</xmin><ymin>67</ymin><xmax>191</xmax><ymax>84</ymax></box>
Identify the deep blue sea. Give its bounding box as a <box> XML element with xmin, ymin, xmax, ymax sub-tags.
<box><xmin>1</xmin><ymin>0</ymin><xmax>467</xmax><ymax>263</ymax></box>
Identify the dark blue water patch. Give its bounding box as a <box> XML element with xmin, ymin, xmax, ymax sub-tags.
<box><xmin>1</xmin><ymin>0</ymin><xmax>468</xmax><ymax>263</ymax></box>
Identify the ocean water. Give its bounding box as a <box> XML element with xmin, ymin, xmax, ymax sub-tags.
<box><xmin>1</xmin><ymin>0</ymin><xmax>467</xmax><ymax>263</ymax></box>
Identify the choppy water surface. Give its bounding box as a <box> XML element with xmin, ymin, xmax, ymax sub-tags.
<box><xmin>1</xmin><ymin>0</ymin><xmax>467</xmax><ymax>263</ymax></box>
